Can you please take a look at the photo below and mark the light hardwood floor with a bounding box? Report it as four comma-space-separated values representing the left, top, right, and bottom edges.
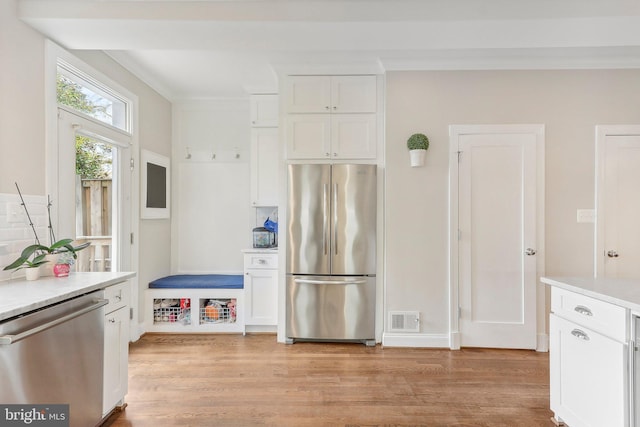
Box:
104, 334, 555, 427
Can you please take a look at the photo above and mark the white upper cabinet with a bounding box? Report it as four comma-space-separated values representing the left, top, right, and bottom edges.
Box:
250, 94, 279, 127
285, 75, 377, 114
250, 127, 279, 206
284, 75, 378, 160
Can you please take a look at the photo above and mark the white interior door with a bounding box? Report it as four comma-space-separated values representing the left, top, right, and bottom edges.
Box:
596, 127, 640, 279
452, 125, 543, 349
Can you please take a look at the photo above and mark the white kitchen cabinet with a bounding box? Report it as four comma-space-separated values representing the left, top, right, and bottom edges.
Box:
549, 287, 628, 427
284, 75, 378, 160
244, 252, 278, 328
250, 94, 279, 127
286, 114, 376, 160
250, 127, 279, 206
285, 75, 376, 113
103, 280, 130, 418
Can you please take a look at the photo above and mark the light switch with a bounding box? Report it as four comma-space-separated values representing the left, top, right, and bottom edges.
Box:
6, 203, 24, 223
577, 209, 595, 223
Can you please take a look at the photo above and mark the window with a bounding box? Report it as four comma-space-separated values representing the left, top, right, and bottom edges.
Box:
57, 60, 130, 132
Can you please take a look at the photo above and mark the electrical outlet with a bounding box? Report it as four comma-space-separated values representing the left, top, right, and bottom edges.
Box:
6, 203, 24, 223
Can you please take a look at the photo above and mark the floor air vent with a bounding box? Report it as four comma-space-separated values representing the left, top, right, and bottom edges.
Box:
389, 311, 420, 332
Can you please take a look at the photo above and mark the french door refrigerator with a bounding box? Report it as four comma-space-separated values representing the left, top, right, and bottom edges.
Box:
286, 163, 376, 345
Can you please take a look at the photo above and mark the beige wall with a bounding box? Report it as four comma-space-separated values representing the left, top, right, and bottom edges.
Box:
0, 0, 46, 195
385, 69, 640, 336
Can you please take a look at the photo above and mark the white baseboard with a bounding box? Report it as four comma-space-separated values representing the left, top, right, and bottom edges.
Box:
536, 333, 549, 352
382, 332, 450, 348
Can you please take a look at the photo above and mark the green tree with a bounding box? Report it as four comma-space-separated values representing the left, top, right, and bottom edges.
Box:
57, 74, 112, 179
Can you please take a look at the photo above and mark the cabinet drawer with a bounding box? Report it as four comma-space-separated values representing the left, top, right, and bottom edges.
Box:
105, 281, 130, 314
244, 253, 278, 269
551, 287, 627, 342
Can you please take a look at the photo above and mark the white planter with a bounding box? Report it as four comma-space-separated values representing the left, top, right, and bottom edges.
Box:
409, 149, 427, 167
25, 267, 40, 281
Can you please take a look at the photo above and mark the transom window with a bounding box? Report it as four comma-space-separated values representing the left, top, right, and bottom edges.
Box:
57, 60, 130, 132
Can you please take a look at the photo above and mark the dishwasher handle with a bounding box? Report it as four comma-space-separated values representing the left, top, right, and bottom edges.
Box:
0, 299, 108, 345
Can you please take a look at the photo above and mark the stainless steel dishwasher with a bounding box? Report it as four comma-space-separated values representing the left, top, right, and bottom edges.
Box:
0, 290, 107, 427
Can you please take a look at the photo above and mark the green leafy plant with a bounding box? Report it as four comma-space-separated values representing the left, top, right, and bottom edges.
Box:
407, 133, 430, 150
3, 246, 48, 271
3, 183, 89, 273
3, 239, 89, 272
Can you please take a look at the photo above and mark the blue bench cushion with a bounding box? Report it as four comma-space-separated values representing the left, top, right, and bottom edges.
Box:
149, 274, 244, 289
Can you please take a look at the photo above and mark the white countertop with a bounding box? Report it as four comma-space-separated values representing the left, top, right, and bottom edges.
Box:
541, 276, 640, 312
241, 248, 279, 254
0, 271, 135, 322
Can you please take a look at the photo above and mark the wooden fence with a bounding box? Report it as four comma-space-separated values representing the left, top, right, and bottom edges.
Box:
75, 178, 112, 272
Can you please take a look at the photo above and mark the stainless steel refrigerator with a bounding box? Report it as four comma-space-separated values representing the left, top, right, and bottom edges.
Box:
286, 163, 376, 345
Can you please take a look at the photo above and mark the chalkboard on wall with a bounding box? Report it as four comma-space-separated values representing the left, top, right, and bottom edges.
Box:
141, 150, 170, 218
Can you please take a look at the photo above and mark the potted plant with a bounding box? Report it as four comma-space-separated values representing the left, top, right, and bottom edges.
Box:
2, 183, 89, 279
407, 133, 430, 167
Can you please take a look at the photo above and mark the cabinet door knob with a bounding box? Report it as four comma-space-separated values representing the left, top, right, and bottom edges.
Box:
325, 106, 330, 110
607, 250, 619, 258
325, 152, 330, 157
525, 248, 536, 256
574, 305, 593, 316
570, 329, 590, 341
332, 106, 337, 110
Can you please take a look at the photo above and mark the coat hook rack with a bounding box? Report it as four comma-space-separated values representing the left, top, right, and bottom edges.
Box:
185, 147, 192, 159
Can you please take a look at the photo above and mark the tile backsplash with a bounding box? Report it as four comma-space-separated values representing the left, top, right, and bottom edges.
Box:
0, 193, 47, 282
254, 206, 278, 228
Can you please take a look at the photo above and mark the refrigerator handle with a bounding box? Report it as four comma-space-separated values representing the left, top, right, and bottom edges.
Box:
333, 183, 338, 255
323, 183, 329, 255
294, 278, 368, 285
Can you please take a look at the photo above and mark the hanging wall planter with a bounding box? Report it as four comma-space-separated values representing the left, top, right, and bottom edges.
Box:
407, 133, 429, 167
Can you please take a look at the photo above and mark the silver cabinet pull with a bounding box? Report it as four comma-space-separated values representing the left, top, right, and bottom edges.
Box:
525, 248, 536, 256
574, 305, 593, 316
571, 329, 590, 341
607, 250, 619, 258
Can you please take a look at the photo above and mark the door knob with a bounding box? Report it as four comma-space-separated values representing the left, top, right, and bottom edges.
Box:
607, 250, 619, 258
525, 248, 536, 256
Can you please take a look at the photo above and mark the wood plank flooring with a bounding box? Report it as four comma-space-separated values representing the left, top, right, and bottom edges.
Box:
104, 334, 555, 427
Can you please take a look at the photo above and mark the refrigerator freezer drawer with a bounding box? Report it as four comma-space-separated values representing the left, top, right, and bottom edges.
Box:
286, 275, 375, 341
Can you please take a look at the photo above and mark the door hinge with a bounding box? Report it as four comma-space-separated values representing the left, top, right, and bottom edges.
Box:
130, 307, 134, 320
130, 232, 134, 244
458, 229, 461, 241
457, 151, 463, 162
458, 306, 462, 318
130, 158, 134, 172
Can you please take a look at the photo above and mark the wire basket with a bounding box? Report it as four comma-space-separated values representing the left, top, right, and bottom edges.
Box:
199, 299, 237, 324
153, 299, 191, 324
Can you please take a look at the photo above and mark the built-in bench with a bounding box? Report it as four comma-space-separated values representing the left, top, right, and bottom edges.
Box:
145, 274, 245, 333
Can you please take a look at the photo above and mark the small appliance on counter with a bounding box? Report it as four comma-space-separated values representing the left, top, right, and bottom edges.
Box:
253, 226, 276, 248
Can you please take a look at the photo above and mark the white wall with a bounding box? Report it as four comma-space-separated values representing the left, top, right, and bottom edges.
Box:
171, 100, 252, 274
385, 69, 640, 343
